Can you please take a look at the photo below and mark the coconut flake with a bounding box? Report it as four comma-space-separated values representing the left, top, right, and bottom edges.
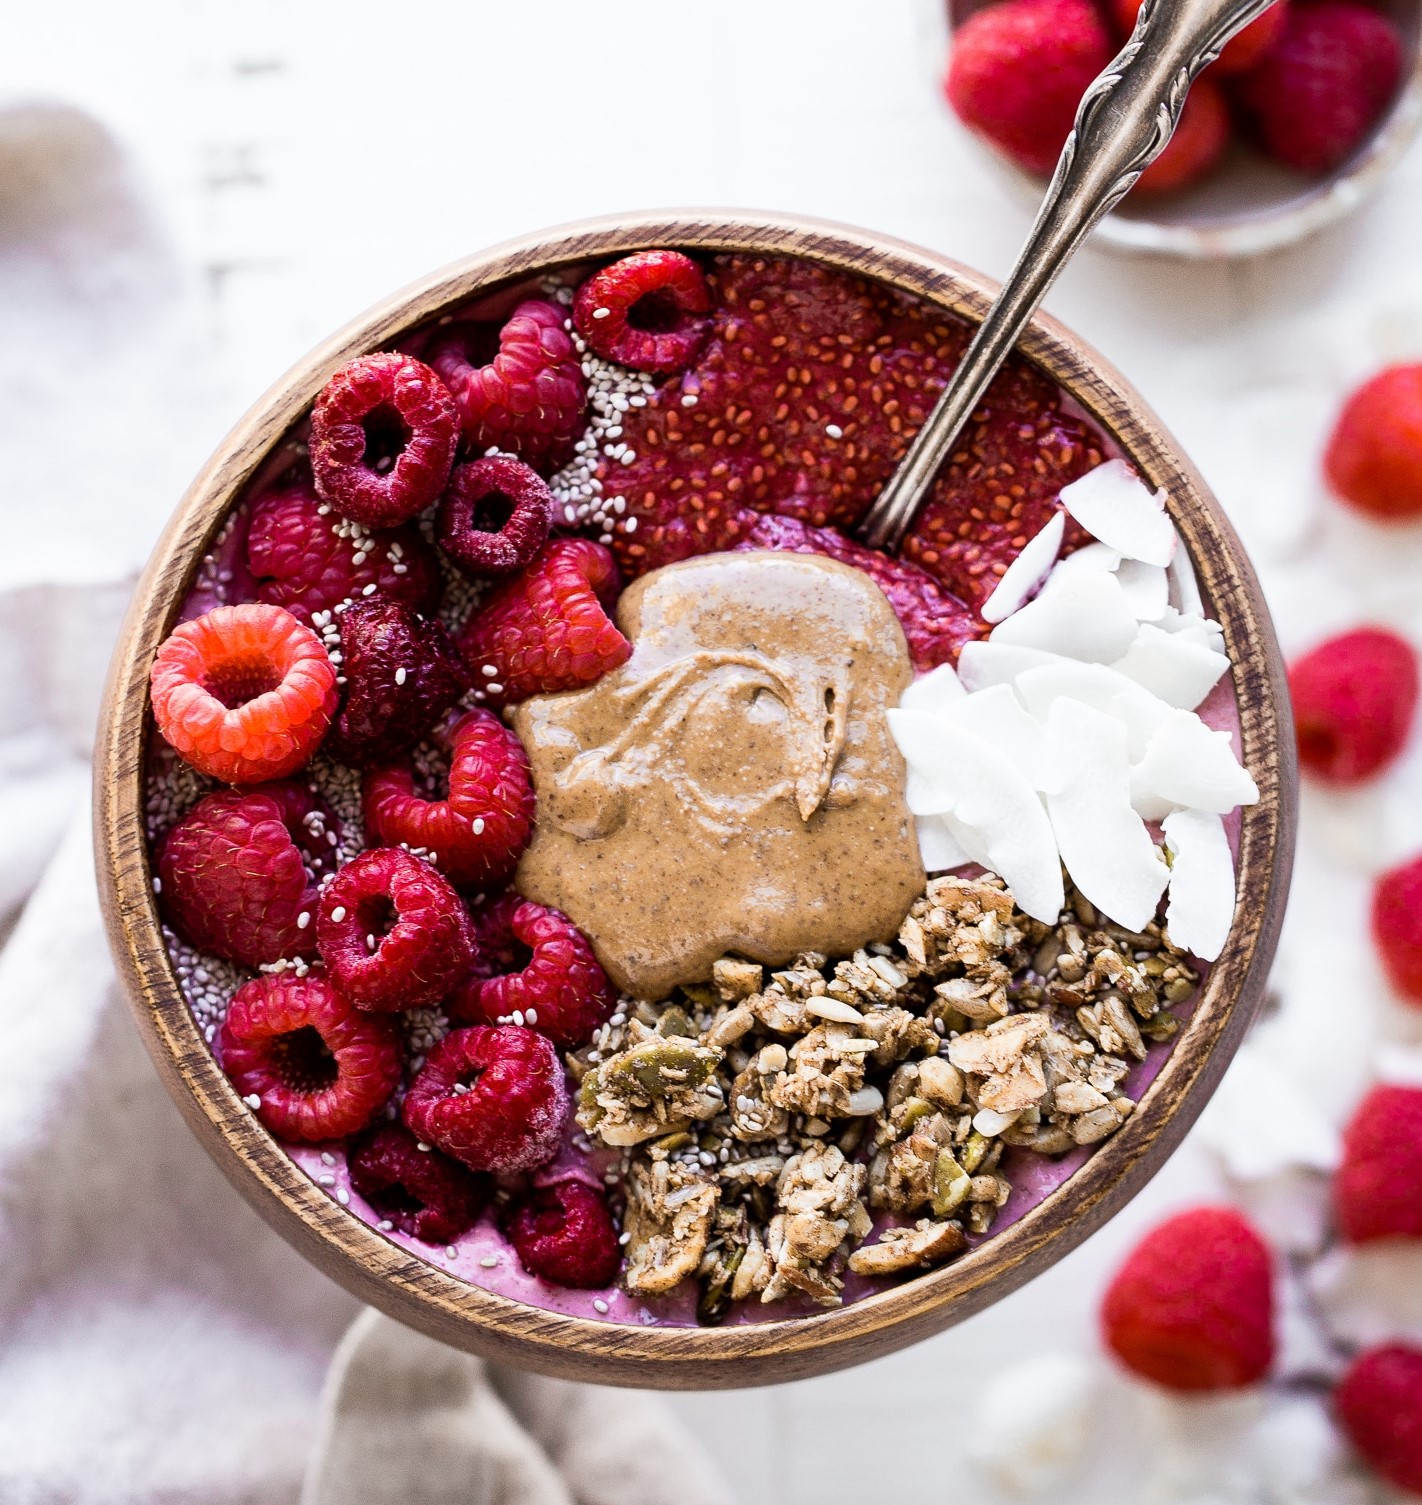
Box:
1116, 557, 1169, 621
1113, 621, 1231, 709
980, 511, 1065, 624
899, 662, 965, 715
937, 685, 1053, 789
915, 813, 972, 872
1059, 459, 1177, 566
1133, 710, 1259, 817
965, 1354, 1099, 1496
1160, 608, 1226, 655
1014, 660, 1173, 760
990, 567, 1138, 664
1045, 698, 1168, 931
956, 640, 1065, 693
887, 712, 1063, 923
1167, 525, 1204, 615
1162, 808, 1235, 960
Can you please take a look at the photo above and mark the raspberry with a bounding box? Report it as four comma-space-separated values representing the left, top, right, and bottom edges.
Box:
402, 1025, 568, 1175
427, 300, 587, 472
347, 1121, 488, 1244
1111, 0, 1286, 73
573, 251, 712, 375
1100, 1206, 1275, 1391
503, 1179, 620, 1289
944, 0, 1114, 177
151, 603, 338, 784
316, 847, 474, 1013
1334, 1085, 1422, 1244
219, 973, 401, 1143
1230, 1, 1403, 175
159, 782, 338, 966
1373, 856, 1422, 1005
1325, 364, 1422, 521
246, 482, 440, 627
1290, 627, 1418, 784
1335, 1345, 1422, 1496
453, 900, 616, 1048
309, 352, 458, 526
738, 515, 983, 671
363, 709, 535, 890
436, 455, 553, 577
1135, 78, 1230, 194
456, 539, 631, 709
327, 598, 468, 767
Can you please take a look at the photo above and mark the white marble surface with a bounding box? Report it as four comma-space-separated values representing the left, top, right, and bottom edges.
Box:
5, 1, 1422, 1500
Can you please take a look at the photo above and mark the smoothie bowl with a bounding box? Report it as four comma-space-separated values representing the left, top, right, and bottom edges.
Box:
94, 213, 1294, 1387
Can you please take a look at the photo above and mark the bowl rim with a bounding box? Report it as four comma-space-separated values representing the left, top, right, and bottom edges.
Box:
94, 209, 1296, 1389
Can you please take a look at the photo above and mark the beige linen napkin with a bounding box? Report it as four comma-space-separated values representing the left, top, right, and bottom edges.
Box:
302, 1310, 734, 1505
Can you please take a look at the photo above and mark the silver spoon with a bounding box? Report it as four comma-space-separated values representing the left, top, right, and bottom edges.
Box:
858, 0, 1279, 552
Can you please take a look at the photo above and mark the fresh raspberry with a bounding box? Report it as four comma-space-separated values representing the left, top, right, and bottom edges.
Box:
316, 847, 474, 1013
363, 709, 535, 890
1290, 627, 1418, 784
1336, 1345, 1422, 1495
309, 352, 458, 527
427, 300, 587, 472
1325, 364, 1422, 521
159, 782, 338, 966
1100, 1206, 1275, 1391
1334, 1085, 1422, 1243
246, 481, 440, 627
456, 539, 631, 709
738, 515, 983, 671
573, 251, 712, 375
219, 973, 401, 1143
451, 900, 616, 1048
503, 1179, 620, 1289
1135, 78, 1230, 195
347, 1121, 488, 1244
1231, 1, 1404, 175
1110, 0, 1287, 73
327, 598, 468, 767
151, 603, 338, 784
444, 892, 525, 995
1373, 856, 1422, 1006
436, 455, 553, 578
944, 0, 1114, 177
402, 1025, 568, 1175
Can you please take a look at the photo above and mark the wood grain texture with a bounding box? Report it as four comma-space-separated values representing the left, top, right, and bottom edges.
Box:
93, 211, 1296, 1389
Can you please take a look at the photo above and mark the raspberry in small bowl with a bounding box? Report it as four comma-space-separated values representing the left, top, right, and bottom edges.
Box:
98, 214, 1291, 1387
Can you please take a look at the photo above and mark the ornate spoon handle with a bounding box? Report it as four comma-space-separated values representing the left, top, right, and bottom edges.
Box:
858, 0, 1278, 552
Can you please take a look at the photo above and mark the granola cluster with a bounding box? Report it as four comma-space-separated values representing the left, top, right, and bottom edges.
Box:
570, 876, 1197, 1319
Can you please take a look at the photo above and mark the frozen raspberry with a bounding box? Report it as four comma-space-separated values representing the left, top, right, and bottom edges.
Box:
451, 900, 616, 1048
327, 598, 468, 767
445, 892, 525, 997
1334, 1085, 1422, 1244
437, 455, 553, 577
1336, 1345, 1422, 1495
316, 848, 474, 1013
347, 1121, 488, 1244
1325, 364, 1422, 521
310, 352, 458, 527
403, 1025, 568, 1174
151, 603, 338, 784
944, 0, 1113, 177
159, 782, 338, 966
427, 300, 587, 472
739, 515, 984, 671
1231, 1, 1403, 175
1101, 1206, 1275, 1391
503, 1179, 620, 1289
457, 539, 631, 709
1373, 856, 1422, 1005
363, 709, 535, 890
1111, 0, 1286, 73
1290, 627, 1418, 784
220, 973, 401, 1143
1135, 78, 1230, 194
246, 482, 440, 627
573, 251, 712, 375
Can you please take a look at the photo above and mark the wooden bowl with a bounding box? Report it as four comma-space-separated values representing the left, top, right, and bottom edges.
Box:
942, 0, 1422, 258
94, 211, 1296, 1388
